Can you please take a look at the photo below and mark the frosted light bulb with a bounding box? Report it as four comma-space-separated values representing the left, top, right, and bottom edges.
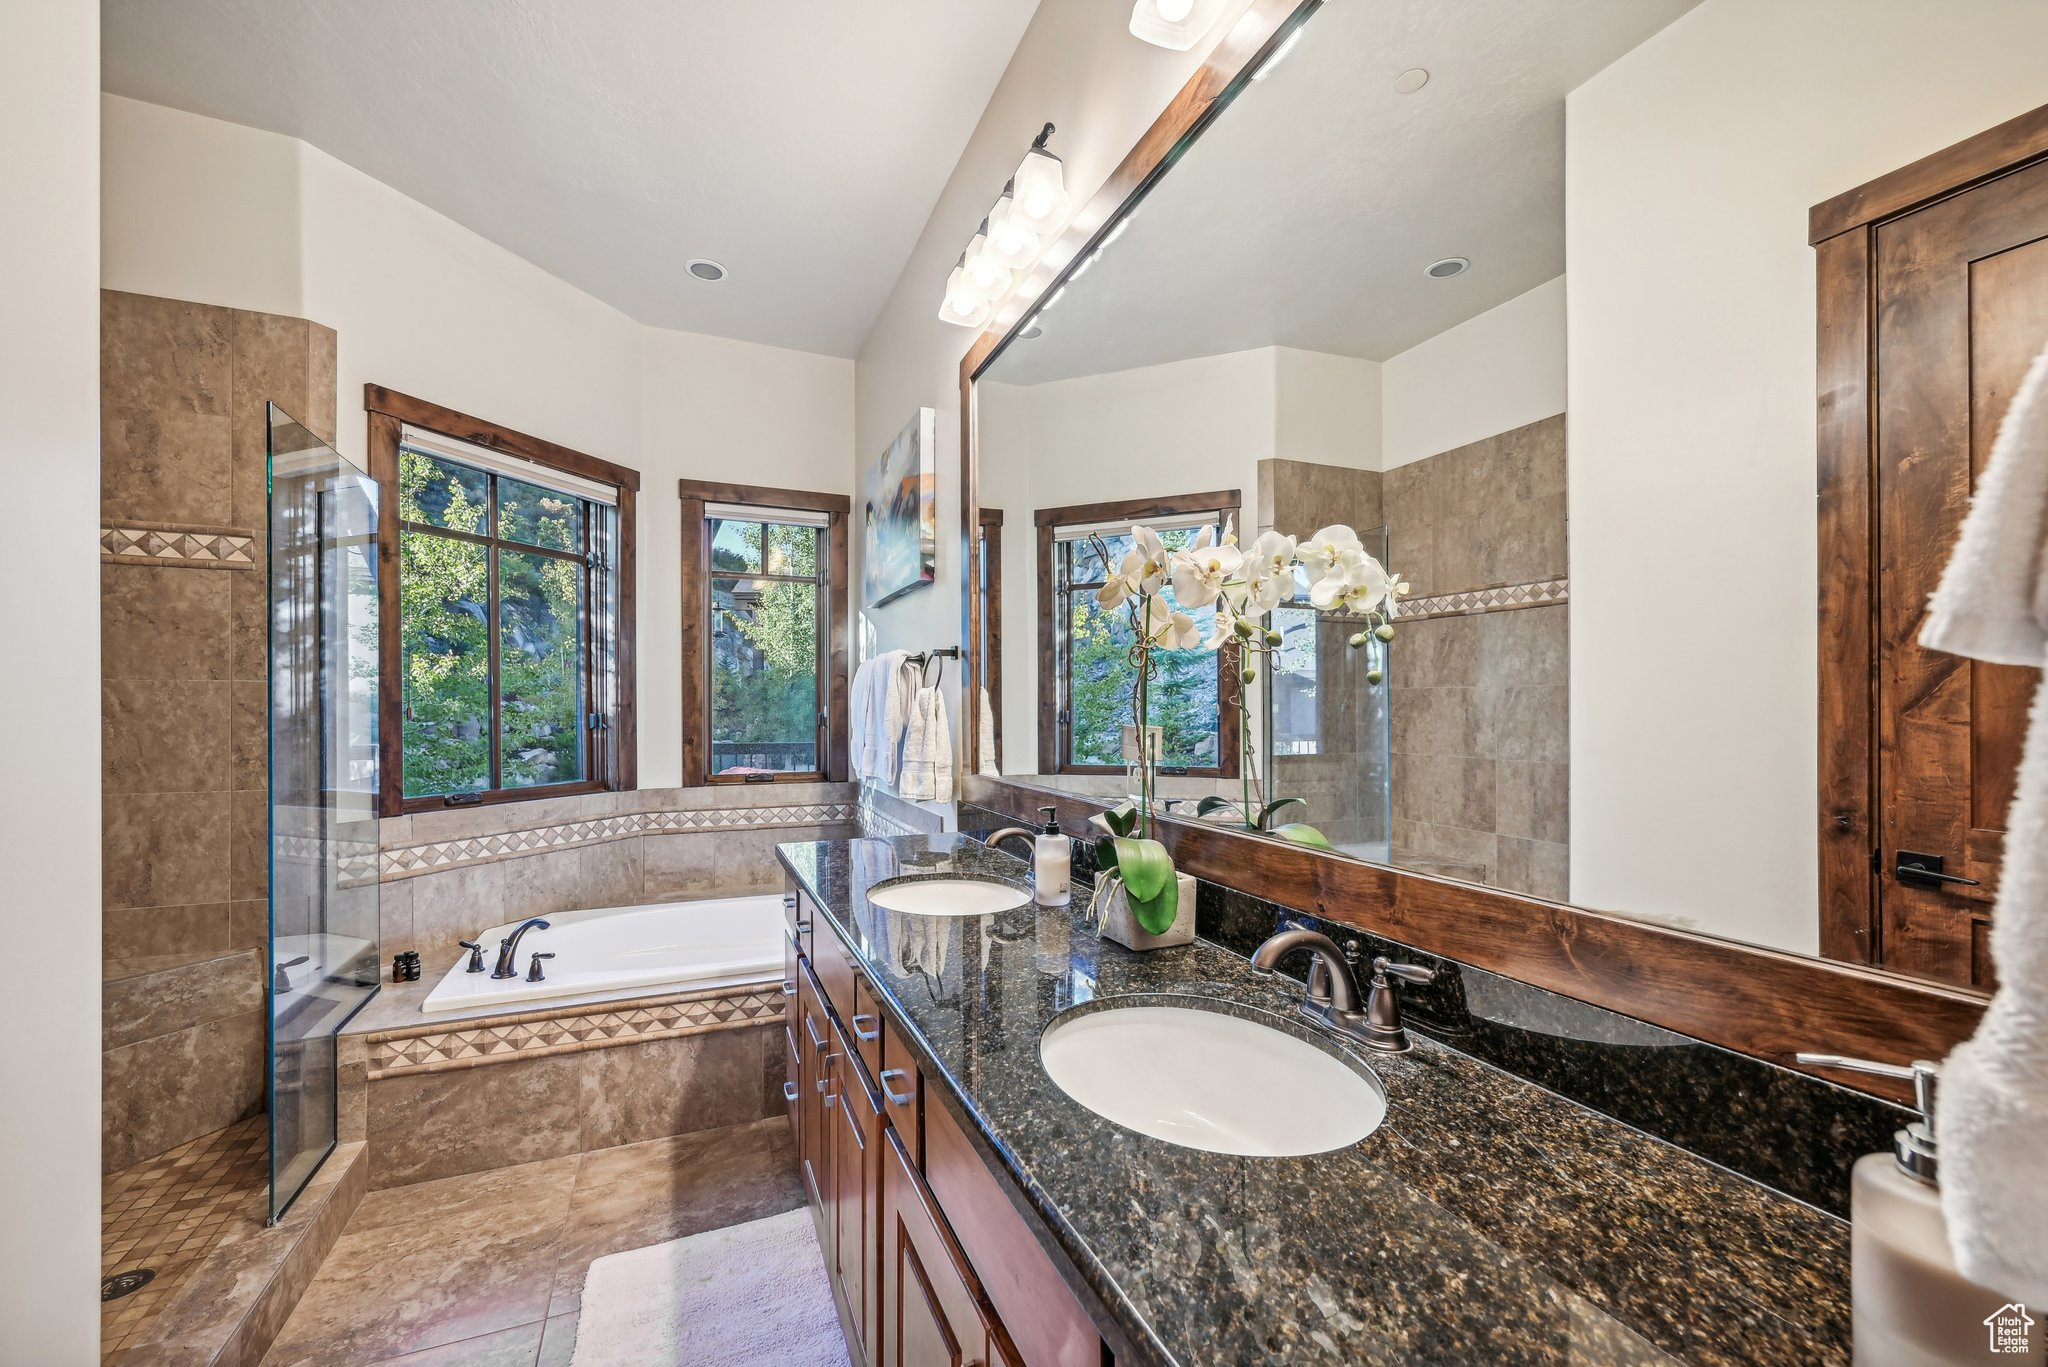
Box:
962, 229, 1012, 301
938, 263, 992, 329
985, 193, 1041, 270
1010, 147, 1070, 234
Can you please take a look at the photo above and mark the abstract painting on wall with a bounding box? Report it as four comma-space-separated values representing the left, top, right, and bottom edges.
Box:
863, 407, 937, 607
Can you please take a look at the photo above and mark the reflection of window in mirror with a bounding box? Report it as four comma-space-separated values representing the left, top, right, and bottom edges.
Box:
1034, 494, 1241, 779
976, 507, 1005, 770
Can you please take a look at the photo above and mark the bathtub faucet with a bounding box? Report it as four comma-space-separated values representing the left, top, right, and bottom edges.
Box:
491, 918, 551, 979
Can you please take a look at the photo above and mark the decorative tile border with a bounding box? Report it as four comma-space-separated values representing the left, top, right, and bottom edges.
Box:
101, 522, 257, 571
1398, 577, 1568, 621
379, 801, 857, 880
364, 982, 783, 1078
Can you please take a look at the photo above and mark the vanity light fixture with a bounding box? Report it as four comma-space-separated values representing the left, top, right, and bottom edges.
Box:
939, 124, 1070, 328
686, 258, 727, 281
939, 254, 994, 329
1425, 256, 1470, 279
1129, 0, 1228, 51
962, 220, 1014, 302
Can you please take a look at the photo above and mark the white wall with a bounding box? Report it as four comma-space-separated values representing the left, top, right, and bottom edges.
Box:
1, 0, 102, 1358
102, 96, 855, 791
1567, 0, 2048, 951
852, 0, 1261, 761
1380, 276, 1566, 470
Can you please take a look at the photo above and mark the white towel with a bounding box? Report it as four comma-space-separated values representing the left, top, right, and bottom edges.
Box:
978, 686, 999, 776
1922, 338, 2048, 1306
898, 684, 954, 803
851, 650, 912, 786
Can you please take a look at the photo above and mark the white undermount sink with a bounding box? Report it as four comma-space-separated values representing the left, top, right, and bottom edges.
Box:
1039, 999, 1387, 1157
867, 878, 1032, 917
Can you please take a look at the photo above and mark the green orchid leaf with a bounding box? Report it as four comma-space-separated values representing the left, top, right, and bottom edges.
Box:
1194, 796, 1239, 817
1272, 823, 1332, 850
1099, 801, 1139, 838
1094, 834, 1120, 876
1128, 879, 1179, 935
1258, 797, 1306, 828
1112, 836, 1180, 935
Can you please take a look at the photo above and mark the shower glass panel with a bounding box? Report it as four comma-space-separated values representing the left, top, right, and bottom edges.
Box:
1266, 525, 1392, 863
267, 405, 381, 1222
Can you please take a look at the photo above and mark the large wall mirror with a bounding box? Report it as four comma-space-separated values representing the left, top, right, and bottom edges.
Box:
966, 0, 2048, 1009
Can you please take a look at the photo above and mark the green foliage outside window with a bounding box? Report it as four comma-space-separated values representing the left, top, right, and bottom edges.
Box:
1063, 528, 1220, 769
710, 519, 823, 772
398, 449, 589, 797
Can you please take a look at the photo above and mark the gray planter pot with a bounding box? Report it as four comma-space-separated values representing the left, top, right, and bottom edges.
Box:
1096, 871, 1197, 951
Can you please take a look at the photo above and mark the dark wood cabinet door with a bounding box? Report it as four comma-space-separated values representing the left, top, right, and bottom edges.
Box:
798, 963, 832, 1219
830, 1019, 881, 1366
783, 930, 803, 1143
1873, 157, 2048, 987
879, 1125, 992, 1367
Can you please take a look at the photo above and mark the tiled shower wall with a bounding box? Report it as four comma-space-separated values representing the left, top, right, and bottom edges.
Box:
378, 783, 862, 968
100, 290, 339, 1171
1384, 414, 1569, 900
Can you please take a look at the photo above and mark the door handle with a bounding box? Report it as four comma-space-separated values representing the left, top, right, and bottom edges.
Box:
783, 1081, 799, 1103
852, 1013, 881, 1042
1895, 851, 1981, 889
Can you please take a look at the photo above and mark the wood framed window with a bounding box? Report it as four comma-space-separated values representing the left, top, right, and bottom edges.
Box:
680, 480, 851, 786
366, 386, 639, 816
1035, 490, 1241, 779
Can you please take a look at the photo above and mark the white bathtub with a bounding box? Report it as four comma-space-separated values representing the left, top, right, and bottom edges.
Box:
420, 894, 785, 1015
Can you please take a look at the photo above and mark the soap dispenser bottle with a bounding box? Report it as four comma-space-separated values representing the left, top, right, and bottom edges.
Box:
1033, 806, 1071, 907
1798, 1053, 2018, 1366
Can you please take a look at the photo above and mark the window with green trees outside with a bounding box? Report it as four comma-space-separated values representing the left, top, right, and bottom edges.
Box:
396, 445, 615, 801
708, 515, 826, 777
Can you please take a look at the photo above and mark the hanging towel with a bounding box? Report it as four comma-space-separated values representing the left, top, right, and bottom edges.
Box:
1922, 338, 2048, 1307
898, 684, 954, 803
852, 651, 912, 786
978, 687, 1000, 777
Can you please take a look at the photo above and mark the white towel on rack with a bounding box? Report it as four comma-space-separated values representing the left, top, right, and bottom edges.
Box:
898, 684, 954, 803
852, 651, 912, 786
1922, 337, 2048, 1306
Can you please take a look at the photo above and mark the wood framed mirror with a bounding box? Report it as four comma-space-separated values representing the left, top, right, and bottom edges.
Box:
943, 0, 2048, 1096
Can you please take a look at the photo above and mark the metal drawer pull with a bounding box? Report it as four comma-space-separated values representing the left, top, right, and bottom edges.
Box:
781, 980, 797, 998
879, 1069, 916, 1109
795, 920, 812, 934
783, 1081, 799, 1103
852, 1014, 881, 1042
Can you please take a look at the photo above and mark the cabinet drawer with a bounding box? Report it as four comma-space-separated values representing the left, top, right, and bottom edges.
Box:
813, 916, 859, 1027
850, 976, 884, 1079
876, 1013, 923, 1162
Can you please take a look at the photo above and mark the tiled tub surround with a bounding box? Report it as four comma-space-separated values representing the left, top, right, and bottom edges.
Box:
958, 799, 1905, 1217
337, 976, 787, 1188
787, 832, 1869, 1366
100, 289, 340, 1172
376, 783, 859, 968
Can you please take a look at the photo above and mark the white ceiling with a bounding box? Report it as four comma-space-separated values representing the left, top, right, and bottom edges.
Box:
988, 0, 1701, 385
101, 0, 1044, 358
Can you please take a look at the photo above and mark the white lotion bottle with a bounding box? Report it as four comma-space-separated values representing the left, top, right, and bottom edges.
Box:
1800, 1055, 2021, 1366
1033, 806, 1071, 907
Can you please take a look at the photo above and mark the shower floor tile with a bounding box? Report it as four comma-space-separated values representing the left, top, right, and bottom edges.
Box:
100, 1114, 269, 1363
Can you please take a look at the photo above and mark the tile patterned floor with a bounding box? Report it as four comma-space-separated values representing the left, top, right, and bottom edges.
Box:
257, 1116, 802, 1367
101, 1115, 269, 1363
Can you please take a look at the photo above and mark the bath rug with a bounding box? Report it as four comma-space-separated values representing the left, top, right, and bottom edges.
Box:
572, 1208, 848, 1367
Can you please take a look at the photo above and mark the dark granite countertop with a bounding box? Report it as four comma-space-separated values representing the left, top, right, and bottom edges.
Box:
777, 835, 1850, 1367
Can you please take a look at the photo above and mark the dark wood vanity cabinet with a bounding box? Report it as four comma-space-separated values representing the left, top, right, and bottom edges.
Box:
783, 888, 1105, 1367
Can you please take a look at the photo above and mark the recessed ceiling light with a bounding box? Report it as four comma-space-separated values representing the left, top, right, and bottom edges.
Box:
1425, 256, 1470, 279
687, 259, 727, 282
1394, 68, 1430, 94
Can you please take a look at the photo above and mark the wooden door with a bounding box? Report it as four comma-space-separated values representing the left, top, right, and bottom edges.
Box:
1871, 159, 2048, 987
878, 1126, 998, 1367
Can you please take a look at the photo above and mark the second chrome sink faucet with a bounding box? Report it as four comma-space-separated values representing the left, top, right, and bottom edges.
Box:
1251, 925, 1436, 1052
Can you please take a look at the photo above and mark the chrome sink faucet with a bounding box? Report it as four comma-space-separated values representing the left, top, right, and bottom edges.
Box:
1251, 926, 1436, 1052
491, 918, 551, 980
985, 827, 1037, 859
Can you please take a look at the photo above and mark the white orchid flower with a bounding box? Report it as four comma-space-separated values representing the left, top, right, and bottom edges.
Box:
1296, 524, 1364, 586
1169, 536, 1242, 610
1244, 531, 1298, 613
1310, 550, 1392, 614
1096, 524, 1172, 609
1138, 595, 1202, 651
